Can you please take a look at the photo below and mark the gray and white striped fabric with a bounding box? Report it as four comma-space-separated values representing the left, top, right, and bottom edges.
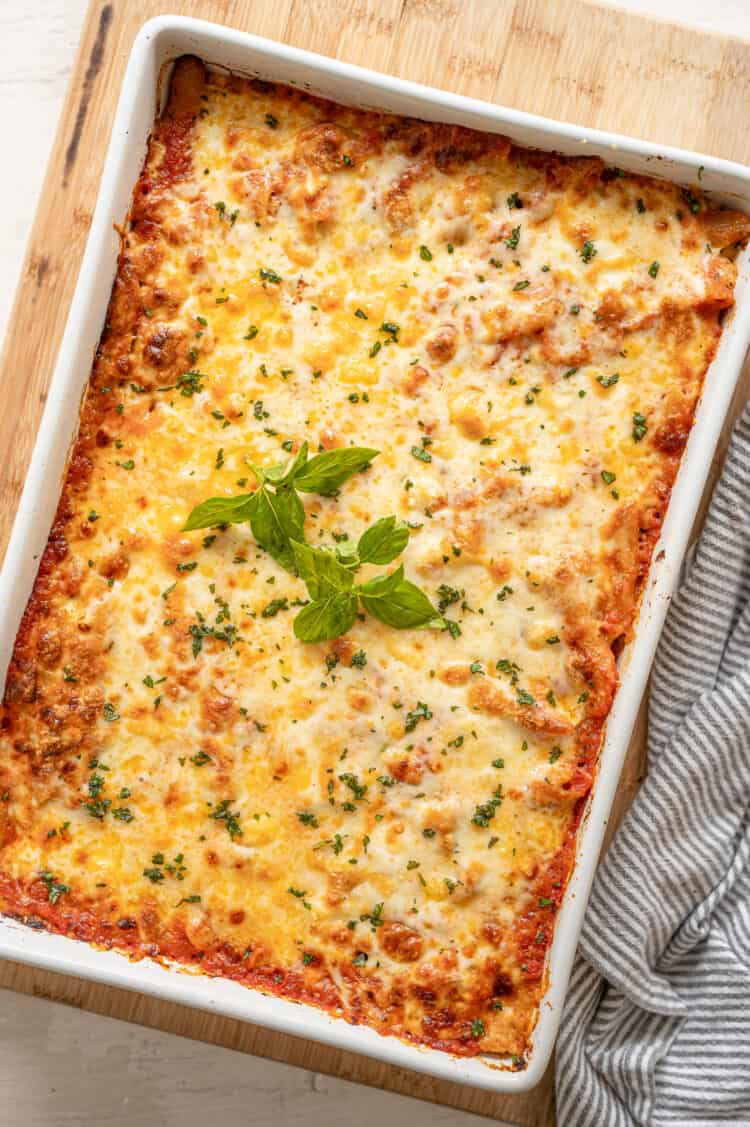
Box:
556, 402, 750, 1127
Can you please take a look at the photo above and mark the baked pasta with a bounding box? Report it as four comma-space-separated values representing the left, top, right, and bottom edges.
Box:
2, 57, 748, 1062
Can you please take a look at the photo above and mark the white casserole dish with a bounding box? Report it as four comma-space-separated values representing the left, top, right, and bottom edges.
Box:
1, 14, 750, 1095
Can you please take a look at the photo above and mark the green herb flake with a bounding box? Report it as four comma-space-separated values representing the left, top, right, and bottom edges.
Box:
505, 225, 520, 250
209, 799, 242, 840
632, 411, 648, 442
405, 701, 433, 733
40, 871, 70, 906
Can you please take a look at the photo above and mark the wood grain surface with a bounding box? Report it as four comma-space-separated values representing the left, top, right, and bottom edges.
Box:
1, 2, 749, 1124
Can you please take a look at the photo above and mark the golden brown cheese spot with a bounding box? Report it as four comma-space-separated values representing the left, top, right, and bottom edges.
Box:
381, 921, 424, 962
426, 323, 458, 364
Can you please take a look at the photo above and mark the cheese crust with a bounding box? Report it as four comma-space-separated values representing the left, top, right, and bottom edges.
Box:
1, 57, 748, 1062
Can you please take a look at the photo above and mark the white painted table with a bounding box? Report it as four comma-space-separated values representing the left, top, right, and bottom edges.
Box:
1, 1, 748, 1123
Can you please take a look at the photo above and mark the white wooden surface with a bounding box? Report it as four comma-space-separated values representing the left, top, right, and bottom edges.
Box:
1, 1, 749, 1124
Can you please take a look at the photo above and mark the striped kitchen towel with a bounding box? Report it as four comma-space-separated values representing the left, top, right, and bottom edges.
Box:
556, 402, 750, 1127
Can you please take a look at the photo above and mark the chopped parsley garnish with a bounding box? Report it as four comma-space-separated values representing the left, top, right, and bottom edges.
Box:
496, 658, 521, 685
359, 902, 384, 930
632, 411, 648, 442
209, 799, 242, 839
176, 369, 207, 397
404, 701, 432, 732
471, 784, 504, 827
579, 240, 597, 263
261, 596, 289, 618
504, 225, 520, 250
190, 751, 212, 767
685, 189, 701, 214
437, 584, 461, 612
40, 871, 70, 906
339, 773, 367, 801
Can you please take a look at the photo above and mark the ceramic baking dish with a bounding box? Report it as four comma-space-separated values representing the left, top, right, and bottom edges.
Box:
2, 14, 750, 1094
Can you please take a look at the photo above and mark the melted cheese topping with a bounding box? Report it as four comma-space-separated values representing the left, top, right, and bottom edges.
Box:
1, 58, 747, 1061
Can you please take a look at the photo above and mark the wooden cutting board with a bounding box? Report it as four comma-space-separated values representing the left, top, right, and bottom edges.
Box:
1, 2, 749, 1123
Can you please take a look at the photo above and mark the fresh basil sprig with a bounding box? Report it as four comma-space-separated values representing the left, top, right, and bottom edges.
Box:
183, 443, 444, 642
291, 541, 443, 642
184, 442, 377, 571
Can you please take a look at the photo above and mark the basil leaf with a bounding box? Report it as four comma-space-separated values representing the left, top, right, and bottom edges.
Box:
293, 592, 359, 643
293, 447, 378, 495
291, 541, 354, 599
277, 441, 309, 485
249, 485, 305, 571
333, 538, 360, 569
357, 564, 404, 599
183, 493, 255, 531
247, 459, 288, 485
359, 568, 443, 629
357, 516, 410, 565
